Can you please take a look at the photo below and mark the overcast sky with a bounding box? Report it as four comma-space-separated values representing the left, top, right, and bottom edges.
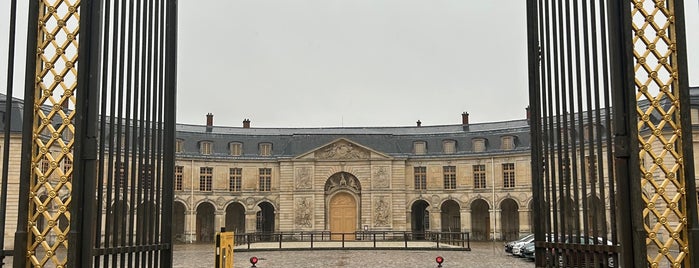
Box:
176, 0, 699, 128
2, 0, 699, 128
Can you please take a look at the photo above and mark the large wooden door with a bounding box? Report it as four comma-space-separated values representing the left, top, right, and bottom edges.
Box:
330, 193, 356, 240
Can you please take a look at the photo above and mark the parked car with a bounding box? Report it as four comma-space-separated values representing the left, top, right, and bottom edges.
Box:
547, 236, 616, 268
512, 235, 536, 257
505, 233, 534, 254
521, 241, 536, 260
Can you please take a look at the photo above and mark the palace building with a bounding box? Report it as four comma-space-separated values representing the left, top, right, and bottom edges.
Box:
172, 112, 533, 243
3, 87, 699, 247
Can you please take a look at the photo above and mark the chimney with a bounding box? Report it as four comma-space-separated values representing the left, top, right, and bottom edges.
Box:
416, 120, 422, 127
206, 113, 213, 127
462, 112, 469, 125
243, 119, 251, 128
526, 106, 531, 124
206, 113, 214, 132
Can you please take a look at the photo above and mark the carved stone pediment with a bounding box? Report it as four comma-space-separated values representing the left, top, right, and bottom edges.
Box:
294, 138, 393, 160
316, 140, 370, 160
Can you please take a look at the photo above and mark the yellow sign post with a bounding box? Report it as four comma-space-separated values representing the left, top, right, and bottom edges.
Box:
215, 230, 234, 268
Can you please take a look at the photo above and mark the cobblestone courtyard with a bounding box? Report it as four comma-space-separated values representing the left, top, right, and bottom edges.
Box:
173, 242, 535, 268
1, 242, 535, 267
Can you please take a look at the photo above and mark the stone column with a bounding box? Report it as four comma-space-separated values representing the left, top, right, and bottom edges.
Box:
245, 209, 259, 233
428, 207, 441, 232
214, 211, 225, 233
185, 210, 196, 243
519, 208, 531, 234
495, 208, 501, 240
460, 208, 471, 234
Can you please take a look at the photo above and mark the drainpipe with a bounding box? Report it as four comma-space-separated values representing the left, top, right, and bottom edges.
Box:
191, 159, 194, 243
491, 157, 496, 241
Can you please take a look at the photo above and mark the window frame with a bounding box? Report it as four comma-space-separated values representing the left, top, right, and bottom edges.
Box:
473, 164, 486, 189
229, 167, 242, 192
413, 141, 427, 155
200, 166, 213, 191
175, 165, 183, 191
443, 166, 456, 190
414, 166, 427, 190
503, 163, 515, 188
259, 168, 272, 191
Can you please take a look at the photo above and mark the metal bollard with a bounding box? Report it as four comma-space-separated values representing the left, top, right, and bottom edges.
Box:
435, 256, 444, 268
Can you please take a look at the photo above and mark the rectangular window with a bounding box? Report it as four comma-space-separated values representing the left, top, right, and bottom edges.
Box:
443, 166, 456, 189
474, 164, 486, 189
176, 139, 184, 153
140, 164, 153, 189
414, 141, 426, 155
585, 155, 598, 184
62, 158, 73, 175
692, 108, 699, 125
41, 156, 50, 174
414, 166, 426, 190
230, 143, 242, 156
259, 168, 271, 191
503, 163, 515, 188
473, 139, 486, 152
116, 161, 126, 188
230, 168, 242, 192
259, 143, 272, 156
175, 166, 183, 191
443, 140, 456, 154
200, 142, 212, 155
200, 167, 213, 191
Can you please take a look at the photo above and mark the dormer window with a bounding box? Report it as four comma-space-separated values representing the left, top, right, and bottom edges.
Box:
413, 141, 427, 155
442, 140, 456, 154
176, 139, 184, 153
472, 138, 486, 153
230, 142, 242, 156
501, 136, 515, 150
259, 143, 272, 156
199, 141, 213, 155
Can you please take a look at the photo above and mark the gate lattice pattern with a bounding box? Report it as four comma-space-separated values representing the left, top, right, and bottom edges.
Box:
27, 0, 79, 266
633, 0, 692, 267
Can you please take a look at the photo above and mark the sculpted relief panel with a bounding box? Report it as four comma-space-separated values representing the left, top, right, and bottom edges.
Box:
325, 172, 361, 193
373, 166, 390, 188
295, 197, 313, 228
295, 167, 312, 189
316, 141, 370, 159
374, 196, 391, 227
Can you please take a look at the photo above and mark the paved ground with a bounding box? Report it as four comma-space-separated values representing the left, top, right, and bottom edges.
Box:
2, 242, 535, 267
175, 241, 534, 268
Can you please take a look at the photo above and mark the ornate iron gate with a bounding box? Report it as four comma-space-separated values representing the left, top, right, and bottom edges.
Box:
527, 0, 699, 267
5, 0, 178, 267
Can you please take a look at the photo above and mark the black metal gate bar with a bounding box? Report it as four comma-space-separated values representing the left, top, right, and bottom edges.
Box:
52, 0, 177, 267
1, 0, 18, 265
529, 0, 620, 267
12, 0, 40, 266
672, 0, 699, 264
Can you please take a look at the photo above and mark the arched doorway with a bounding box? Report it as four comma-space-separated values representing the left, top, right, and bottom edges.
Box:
411, 200, 430, 240
196, 202, 215, 243
558, 197, 576, 232
137, 202, 157, 243
108, 200, 129, 244
471, 199, 489, 241
173, 202, 186, 243
500, 198, 519, 241
324, 172, 361, 240
587, 196, 606, 234
441, 200, 461, 232
256, 202, 275, 241
225, 202, 246, 234
329, 192, 357, 240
